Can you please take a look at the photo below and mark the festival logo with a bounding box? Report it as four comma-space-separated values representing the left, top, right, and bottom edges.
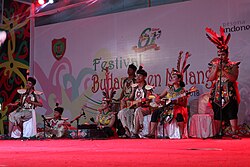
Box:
132, 28, 161, 53
52, 37, 66, 60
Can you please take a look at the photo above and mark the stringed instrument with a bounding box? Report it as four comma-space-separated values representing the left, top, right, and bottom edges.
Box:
43, 116, 70, 138
158, 86, 197, 124
126, 95, 155, 109
9, 89, 44, 112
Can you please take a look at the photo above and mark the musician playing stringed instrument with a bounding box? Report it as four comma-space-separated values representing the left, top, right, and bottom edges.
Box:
118, 66, 153, 138
145, 51, 191, 139
119, 64, 137, 109
8, 77, 43, 138
41, 106, 70, 138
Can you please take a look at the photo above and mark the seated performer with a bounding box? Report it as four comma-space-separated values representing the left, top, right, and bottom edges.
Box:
118, 66, 153, 138
8, 77, 43, 138
145, 51, 191, 139
40, 106, 70, 138
119, 64, 137, 109
116, 64, 137, 136
93, 67, 117, 138
95, 97, 116, 137
205, 27, 241, 139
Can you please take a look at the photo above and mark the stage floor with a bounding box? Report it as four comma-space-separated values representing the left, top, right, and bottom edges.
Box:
1, 137, 249, 167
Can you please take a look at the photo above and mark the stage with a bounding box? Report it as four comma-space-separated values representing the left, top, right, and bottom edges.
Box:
0, 137, 249, 167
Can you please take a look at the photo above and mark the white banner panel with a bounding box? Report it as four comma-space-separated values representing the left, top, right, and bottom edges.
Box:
34, 0, 250, 126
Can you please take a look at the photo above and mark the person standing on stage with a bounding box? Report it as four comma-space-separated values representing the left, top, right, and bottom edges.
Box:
8, 77, 43, 138
118, 66, 153, 138
145, 51, 191, 139
206, 26, 241, 139
119, 64, 137, 109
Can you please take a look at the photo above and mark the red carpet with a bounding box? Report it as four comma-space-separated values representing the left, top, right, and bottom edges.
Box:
0, 137, 249, 167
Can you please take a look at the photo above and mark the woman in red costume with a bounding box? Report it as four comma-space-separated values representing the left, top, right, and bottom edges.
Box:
145, 51, 191, 139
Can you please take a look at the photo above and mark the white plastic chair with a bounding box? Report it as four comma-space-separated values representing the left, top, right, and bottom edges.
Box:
189, 93, 215, 138
11, 109, 37, 138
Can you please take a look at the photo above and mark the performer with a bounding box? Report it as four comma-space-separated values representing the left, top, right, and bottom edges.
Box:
145, 51, 191, 139
95, 97, 116, 137
8, 77, 43, 138
206, 27, 240, 139
40, 106, 70, 138
118, 66, 153, 138
119, 64, 137, 109
94, 67, 117, 138
116, 64, 137, 136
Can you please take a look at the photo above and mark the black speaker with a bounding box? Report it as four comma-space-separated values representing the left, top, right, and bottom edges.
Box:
68, 125, 108, 139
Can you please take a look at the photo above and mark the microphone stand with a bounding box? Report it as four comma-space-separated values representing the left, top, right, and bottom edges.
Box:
159, 98, 172, 139
41, 115, 51, 139
161, 99, 167, 139
43, 117, 46, 138
218, 54, 223, 138
70, 111, 85, 138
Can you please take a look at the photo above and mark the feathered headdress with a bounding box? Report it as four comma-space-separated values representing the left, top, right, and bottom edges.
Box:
102, 67, 116, 103
205, 26, 231, 53
172, 51, 191, 80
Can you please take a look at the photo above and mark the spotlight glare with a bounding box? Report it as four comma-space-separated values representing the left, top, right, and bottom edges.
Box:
48, 0, 54, 4
38, 0, 45, 5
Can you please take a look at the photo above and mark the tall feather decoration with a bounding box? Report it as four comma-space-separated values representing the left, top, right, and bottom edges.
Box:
182, 64, 190, 75
102, 91, 107, 97
104, 67, 110, 99
205, 27, 219, 38
110, 88, 116, 100
206, 34, 221, 46
205, 26, 231, 51
220, 26, 225, 44
177, 51, 183, 72
102, 67, 116, 101
224, 33, 231, 46
181, 52, 191, 75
